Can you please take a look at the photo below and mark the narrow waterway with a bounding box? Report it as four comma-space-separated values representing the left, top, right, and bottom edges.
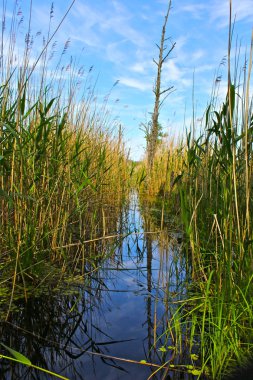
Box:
0, 193, 194, 380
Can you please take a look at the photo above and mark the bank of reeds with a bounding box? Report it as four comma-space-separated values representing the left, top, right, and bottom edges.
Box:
0, 3, 130, 295
140, 15, 253, 380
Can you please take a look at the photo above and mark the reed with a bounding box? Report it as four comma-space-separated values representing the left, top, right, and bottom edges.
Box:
141, 4, 253, 378
0, 2, 130, 300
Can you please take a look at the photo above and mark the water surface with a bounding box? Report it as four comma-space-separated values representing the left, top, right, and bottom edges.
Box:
0, 193, 194, 380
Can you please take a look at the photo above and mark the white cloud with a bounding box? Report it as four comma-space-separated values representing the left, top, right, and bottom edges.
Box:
105, 40, 129, 64
163, 60, 192, 88
209, 0, 253, 27
102, 18, 146, 48
177, 3, 207, 19
129, 62, 146, 74
163, 60, 182, 81
119, 77, 151, 91
69, 3, 103, 47
174, 0, 253, 28
71, 0, 146, 50
191, 49, 205, 61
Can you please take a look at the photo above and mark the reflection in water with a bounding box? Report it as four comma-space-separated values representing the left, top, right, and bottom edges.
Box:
0, 192, 194, 380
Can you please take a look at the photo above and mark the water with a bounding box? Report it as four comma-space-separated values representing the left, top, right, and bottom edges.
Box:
0, 193, 194, 380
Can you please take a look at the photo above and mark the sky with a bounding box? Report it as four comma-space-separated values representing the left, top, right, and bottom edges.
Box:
2, 0, 253, 160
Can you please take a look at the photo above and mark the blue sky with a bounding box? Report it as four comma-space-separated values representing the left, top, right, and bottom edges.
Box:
3, 0, 253, 159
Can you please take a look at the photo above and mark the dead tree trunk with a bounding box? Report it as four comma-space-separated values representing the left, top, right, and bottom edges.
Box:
147, 0, 175, 172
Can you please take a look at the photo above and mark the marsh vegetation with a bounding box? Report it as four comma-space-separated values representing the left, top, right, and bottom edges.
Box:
0, 0, 253, 379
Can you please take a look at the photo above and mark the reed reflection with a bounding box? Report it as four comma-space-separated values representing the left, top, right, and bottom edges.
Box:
0, 193, 189, 380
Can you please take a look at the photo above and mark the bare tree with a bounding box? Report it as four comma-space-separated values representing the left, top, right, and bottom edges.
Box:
147, 0, 175, 172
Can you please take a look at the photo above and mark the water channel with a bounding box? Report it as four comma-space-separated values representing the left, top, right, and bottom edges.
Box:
0, 193, 196, 380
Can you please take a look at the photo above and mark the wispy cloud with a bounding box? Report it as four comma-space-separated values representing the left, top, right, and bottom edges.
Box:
105, 40, 129, 64
164, 60, 183, 82
209, 0, 253, 28
69, 0, 146, 49
69, 3, 103, 47
101, 15, 146, 48
129, 62, 146, 73
119, 77, 151, 92
177, 3, 207, 19
128, 59, 153, 74
176, 0, 253, 28
5, 0, 251, 161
